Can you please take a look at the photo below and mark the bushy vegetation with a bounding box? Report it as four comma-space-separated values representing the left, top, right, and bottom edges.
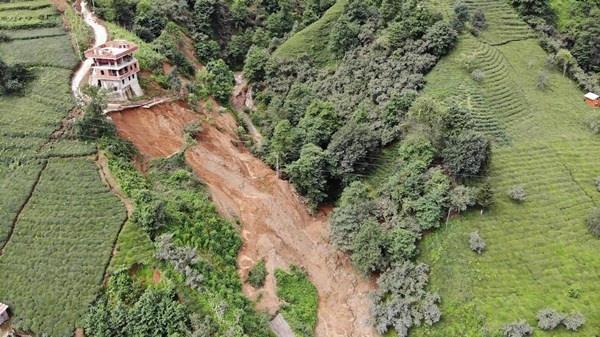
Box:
99, 142, 272, 336
370, 261, 441, 337
275, 265, 319, 337
507, 186, 526, 203
503, 321, 533, 337
586, 207, 600, 237
94, 0, 335, 68
86, 271, 189, 337
0, 59, 32, 95
247, 258, 267, 288
468, 231, 485, 254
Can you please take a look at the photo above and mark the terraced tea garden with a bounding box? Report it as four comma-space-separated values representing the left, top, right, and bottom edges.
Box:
412, 0, 600, 335
0, 158, 126, 336
0, 1, 127, 336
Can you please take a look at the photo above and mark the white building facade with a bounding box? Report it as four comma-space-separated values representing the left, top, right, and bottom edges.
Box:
85, 39, 144, 101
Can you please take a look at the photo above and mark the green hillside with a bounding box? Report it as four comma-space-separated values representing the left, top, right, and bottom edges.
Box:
273, 0, 346, 65
413, 0, 600, 335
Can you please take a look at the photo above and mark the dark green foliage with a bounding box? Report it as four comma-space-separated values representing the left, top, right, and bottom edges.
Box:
101, 141, 271, 337
0, 59, 32, 95
510, 0, 554, 19
152, 23, 195, 77
269, 119, 301, 165
247, 258, 267, 288
284, 143, 329, 209
132, 0, 168, 42
586, 208, 600, 237
243, 45, 270, 82
75, 85, 116, 140
297, 100, 340, 148
453, 2, 470, 32
351, 219, 387, 275
370, 261, 441, 337
471, 9, 487, 32
425, 20, 458, 57
476, 182, 494, 208
327, 122, 380, 181
85, 280, 189, 337
196, 59, 234, 104
329, 181, 373, 251
329, 14, 359, 58
131, 189, 168, 237
275, 266, 318, 337
442, 130, 489, 180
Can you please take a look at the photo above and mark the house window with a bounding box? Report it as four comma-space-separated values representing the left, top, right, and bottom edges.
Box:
100, 70, 104, 75
122, 79, 125, 84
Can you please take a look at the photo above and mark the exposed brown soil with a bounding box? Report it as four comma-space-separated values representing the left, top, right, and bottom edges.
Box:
152, 268, 162, 285
109, 102, 377, 337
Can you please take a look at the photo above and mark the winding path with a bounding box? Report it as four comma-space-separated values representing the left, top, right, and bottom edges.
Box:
70, 1, 107, 101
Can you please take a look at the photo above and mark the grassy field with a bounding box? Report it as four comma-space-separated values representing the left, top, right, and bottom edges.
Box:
411, 0, 600, 335
273, 0, 346, 66
0, 158, 126, 336
0, 2, 128, 336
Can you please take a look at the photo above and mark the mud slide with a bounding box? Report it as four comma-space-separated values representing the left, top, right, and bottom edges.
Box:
110, 102, 377, 337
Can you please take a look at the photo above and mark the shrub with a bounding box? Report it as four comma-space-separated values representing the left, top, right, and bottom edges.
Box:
536, 309, 565, 330
196, 59, 234, 104
563, 311, 585, 331
247, 258, 267, 288
595, 177, 600, 192
587, 113, 600, 134
471, 9, 487, 32
476, 182, 494, 208
507, 187, 526, 203
441, 130, 489, 180
586, 208, 600, 237
449, 186, 477, 213
471, 69, 486, 82
536, 70, 549, 90
469, 231, 485, 254
503, 321, 533, 337
425, 20, 457, 57
183, 120, 203, 138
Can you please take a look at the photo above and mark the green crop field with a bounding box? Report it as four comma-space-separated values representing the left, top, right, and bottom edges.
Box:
0, 2, 128, 336
0, 158, 126, 336
411, 0, 600, 335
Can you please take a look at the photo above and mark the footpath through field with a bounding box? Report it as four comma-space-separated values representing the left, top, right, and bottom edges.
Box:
413, 0, 600, 335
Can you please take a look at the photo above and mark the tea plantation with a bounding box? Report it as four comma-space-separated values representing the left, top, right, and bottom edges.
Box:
0, 1, 126, 336
412, 0, 600, 335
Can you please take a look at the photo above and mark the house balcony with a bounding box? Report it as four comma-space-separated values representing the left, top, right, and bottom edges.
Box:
93, 67, 138, 81
92, 58, 137, 70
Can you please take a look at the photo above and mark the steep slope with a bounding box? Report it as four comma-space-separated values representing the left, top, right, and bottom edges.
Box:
413, 0, 600, 335
109, 102, 377, 337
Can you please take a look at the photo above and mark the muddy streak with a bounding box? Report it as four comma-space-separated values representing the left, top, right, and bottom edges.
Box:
109, 102, 377, 337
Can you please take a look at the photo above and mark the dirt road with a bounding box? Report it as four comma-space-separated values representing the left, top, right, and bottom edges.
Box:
70, 1, 107, 100
109, 102, 377, 337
